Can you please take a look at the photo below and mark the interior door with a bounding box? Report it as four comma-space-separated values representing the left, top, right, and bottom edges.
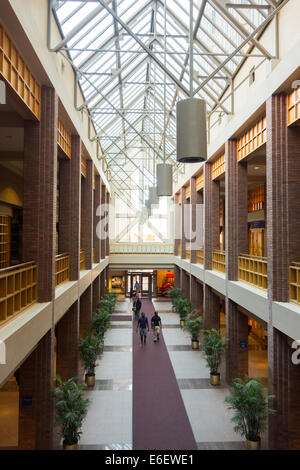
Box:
141, 274, 152, 297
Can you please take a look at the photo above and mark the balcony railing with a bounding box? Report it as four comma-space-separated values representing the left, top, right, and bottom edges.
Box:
80, 250, 85, 270
196, 249, 203, 265
290, 262, 300, 304
55, 253, 70, 287
238, 254, 267, 290
109, 243, 174, 255
0, 261, 37, 324
212, 250, 226, 273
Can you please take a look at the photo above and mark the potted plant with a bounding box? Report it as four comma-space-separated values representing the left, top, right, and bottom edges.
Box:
166, 286, 182, 312
202, 329, 228, 385
92, 307, 111, 344
78, 332, 104, 387
183, 310, 203, 349
53, 376, 89, 450
173, 297, 191, 327
225, 376, 276, 450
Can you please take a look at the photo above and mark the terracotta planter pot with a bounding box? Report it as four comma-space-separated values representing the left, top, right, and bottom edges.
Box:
85, 373, 95, 388
246, 438, 261, 450
192, 339, 199, 350
210, 373, 220, 385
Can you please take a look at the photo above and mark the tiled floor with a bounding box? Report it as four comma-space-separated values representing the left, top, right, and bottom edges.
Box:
79, 298, 132, 449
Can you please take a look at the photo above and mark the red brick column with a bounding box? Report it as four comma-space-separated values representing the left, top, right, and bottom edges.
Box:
180, 187, 187, 259
190, 177, 203, 264
80, 285, 93, 335
23, 86, 58, 302
190, 275, 203, 313
174, 265, 181, 289
174, 193, 180, 256
180, 269, 190, 300
59, 135, 81, 280
93, 275, 101, 312
225, 139, 248, 280
266, 93, 300, 449
225, 300, 248, 384
203, 284, 220, 329
100, 183, 106, 260
93, 174, 101, 263
105, 190, 110, 257
18, 330, 54, 449
100, 270, 106, 298
204, 162, 219, 270
56, 301, 79, 382
81, 160, 94, 270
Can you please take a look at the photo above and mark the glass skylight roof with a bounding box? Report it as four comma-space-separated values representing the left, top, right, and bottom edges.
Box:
52, 0, 278, 191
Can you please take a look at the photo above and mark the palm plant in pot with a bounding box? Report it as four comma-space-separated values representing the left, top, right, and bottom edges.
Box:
78, 332, 104, 387
202, 328, 228, 385
167, 286, 182, 312
173, 297, 191, 327
225, 376, 276, 450
92, 307, 111, 345
53, 375, 89, 450
183, 310, 203, 349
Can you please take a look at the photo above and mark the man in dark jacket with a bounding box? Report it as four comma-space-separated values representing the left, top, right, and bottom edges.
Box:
151, 311, 162, 342
136, 312, 149, 345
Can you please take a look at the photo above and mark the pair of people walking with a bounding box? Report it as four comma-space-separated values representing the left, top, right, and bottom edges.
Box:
136, 311, 162, 345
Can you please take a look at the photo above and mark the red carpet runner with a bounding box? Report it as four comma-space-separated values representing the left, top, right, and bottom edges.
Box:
132, 298, 197, 450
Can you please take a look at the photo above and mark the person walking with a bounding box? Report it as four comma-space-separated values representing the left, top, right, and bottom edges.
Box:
136, 312, 149, 345
151, 311, 162, 342
135, 296, 142, 321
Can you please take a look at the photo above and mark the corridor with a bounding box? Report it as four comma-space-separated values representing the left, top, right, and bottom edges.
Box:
76, 297, 245, 450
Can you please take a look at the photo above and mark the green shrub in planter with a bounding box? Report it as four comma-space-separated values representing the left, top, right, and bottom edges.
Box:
53, 376, 89, 448
78, 332, 104, 385
225, 376, 276, 447
173, 297, 191, 322
166, 287, 182, 309
183, 310, 203, 342
93, 307, 111, 335
201, 329, 228, 383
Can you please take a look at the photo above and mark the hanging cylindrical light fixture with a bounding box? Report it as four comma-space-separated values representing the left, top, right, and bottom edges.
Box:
149, 186, 159, 206
156, 163, 173, 196
176, 98, 207, 163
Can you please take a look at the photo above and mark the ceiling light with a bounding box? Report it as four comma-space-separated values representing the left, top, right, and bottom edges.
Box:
176, 98, 207, 163
254, 166, 260, 170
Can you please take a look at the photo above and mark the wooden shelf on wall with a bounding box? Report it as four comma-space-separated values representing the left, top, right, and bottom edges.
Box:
196, 172, 204, 191
57, 118, 71, 159
196, 248, 203, 265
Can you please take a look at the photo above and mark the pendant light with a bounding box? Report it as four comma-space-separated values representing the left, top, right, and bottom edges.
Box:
156, 0, 173, 197
157, 163, 173, 196
176, 0, 207, 163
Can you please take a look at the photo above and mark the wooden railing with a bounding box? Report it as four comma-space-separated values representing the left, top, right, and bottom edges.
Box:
185, 249, 190, 260
55, 253, 69, 287
238, 254, 267, 290
196, 249, 204, 265
212, 250, 226, 273
0, 261, 37, 324
290, 262, 300, 304
80, 250, 85, 270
